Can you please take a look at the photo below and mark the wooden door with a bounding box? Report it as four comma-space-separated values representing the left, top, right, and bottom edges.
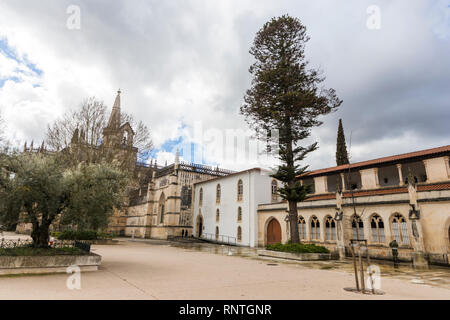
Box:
267, 219, 282, 245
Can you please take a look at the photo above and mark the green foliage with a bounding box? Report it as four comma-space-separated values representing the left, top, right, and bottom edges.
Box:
50, 231, 62, 238
240, 15, 342, 243
57, 230, 98, 240
0, 153, 128, 247
55, 230, 116, 240
336, 119, 349, 166
60, 162, 128, 231
266, 242, 330, 254
0, 153, 69, 247
0, 246, 86, 256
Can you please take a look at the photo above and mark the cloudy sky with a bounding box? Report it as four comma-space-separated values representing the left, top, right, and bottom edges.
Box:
0, 0, 449, 171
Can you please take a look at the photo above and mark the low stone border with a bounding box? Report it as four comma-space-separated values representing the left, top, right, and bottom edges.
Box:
88, 239, 119, 245
258, 249, 338, 261
0, 253, 101, 275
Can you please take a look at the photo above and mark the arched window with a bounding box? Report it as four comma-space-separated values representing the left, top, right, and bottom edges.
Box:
237, 179, 243, 201
237, 226, 242, 241
158, 193, 166, 224
237, 207, 242, 222
215, 226, 219, 240
310, 216, 320, 240
271, 180, 278, 201
370, 214, 385, 243
199, 188, 203, 206
216, 184, 221, 203
392, 213, 410, 245
325, 216, 337, 241
298, 216, 306, 240
352, 216, 364, 240
216, 209, 220, 222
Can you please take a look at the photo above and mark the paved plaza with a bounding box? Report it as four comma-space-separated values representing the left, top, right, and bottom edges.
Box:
0, 238, 449, 300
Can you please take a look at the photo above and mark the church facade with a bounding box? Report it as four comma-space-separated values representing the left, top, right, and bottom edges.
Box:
97, 91, 235, 239
109, 160, 234, 239
16, 90, 234, 238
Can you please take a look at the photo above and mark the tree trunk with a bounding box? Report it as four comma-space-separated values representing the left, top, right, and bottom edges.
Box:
288, 200, 300, 243
31, 222, 50, 248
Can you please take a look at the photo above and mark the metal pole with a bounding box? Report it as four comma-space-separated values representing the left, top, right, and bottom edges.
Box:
358, 244, 365, 293
364, 241, 375, 294
350, 241, 360, 291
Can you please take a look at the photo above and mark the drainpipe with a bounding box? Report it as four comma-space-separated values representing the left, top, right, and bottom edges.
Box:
248, 171, 252, 248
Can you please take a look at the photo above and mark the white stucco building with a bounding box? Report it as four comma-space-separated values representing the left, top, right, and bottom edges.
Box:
193, 168, 280, 247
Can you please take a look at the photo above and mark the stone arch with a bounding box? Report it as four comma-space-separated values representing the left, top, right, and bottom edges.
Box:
237, 226, 242, 242
199, 188, 203, 206
369, 213, 385, 244
237, 179, 243, 201
215, 226, 219, 240
237, 206, 242, 222
351, 215, 365, 240
271, 179, 278, 202
196, 211, 204, 238
324, 215, 336, 241
158, 193, 166, 225
265, 217, 282, 245
310, 215, 321, 240
389, 212, 410, 245
298, 216, 307, 240
216, 184, 221, 203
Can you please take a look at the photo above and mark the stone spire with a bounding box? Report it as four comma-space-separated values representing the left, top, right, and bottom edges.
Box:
174, 149, 180, 170
23, 141, 27, 152
30, 140, 34, 152
175, 149, 180, 164
79, 128, 85, 142
107, 89, 121, 130
71, 128, 79, 144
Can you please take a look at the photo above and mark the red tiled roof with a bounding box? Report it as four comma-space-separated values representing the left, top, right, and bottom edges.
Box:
301, 145, 450, 178
304, 183, 450, 201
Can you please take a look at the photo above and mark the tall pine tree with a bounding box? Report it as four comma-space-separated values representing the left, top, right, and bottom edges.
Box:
241, 15, 342, 243
336, 119, 349, 166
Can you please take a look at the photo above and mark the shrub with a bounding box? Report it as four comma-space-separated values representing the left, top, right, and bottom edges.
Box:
55, 230, 116, 240
0, 246, 87, 256
57, 230, 98, 240
50, 231, 62, 238
266, 242, 330, 254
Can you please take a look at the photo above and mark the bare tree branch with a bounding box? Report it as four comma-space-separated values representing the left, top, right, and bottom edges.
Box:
46, 97, 154, 163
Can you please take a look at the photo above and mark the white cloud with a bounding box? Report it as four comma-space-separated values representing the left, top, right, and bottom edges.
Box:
0, 0, 448, 171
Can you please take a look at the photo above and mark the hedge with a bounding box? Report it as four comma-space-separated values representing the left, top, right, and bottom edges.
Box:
266, 242, 330, 254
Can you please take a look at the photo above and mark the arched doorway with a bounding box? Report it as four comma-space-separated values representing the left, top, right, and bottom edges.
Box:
196, 215, 204, 238
266, 218, 282, 245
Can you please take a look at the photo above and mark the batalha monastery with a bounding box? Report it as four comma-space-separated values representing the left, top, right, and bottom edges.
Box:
17, 91, 450, 267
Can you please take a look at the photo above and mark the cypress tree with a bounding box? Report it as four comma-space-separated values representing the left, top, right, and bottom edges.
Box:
336, 119, 349, 166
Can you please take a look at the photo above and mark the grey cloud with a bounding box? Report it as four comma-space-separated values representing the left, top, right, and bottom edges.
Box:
0, 0, 448, 169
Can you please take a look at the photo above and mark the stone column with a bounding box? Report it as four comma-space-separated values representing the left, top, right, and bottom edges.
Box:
397, 164, 404, 186
445, 156, 450, 179
422, 160, 430, 183
335, 191, 346, 260
340, 173, 346, 191
407, 180, 428, 268
285, 215, 290, 243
